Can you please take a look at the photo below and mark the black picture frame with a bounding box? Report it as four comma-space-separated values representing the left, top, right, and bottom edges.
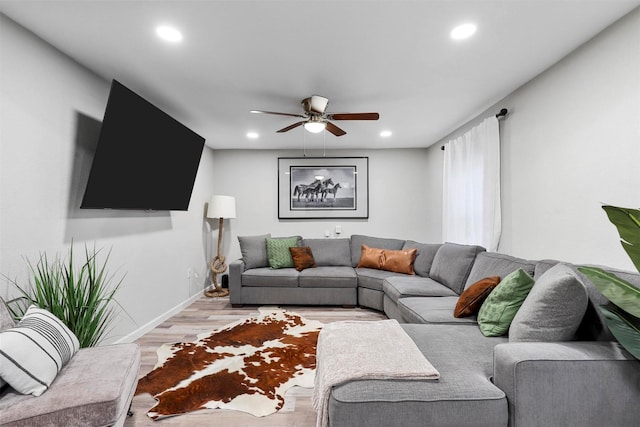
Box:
278, 157, 369, 219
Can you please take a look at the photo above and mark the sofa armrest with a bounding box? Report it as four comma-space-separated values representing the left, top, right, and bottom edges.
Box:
229, 259, 244, 304
493, 341, 640, 427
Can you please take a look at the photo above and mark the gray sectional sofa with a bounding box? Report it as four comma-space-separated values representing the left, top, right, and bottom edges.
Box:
229, 234, 640, 427
230, 235, 359, 307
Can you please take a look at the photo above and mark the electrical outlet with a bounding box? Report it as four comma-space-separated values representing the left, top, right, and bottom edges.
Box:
335, 225, 342, 235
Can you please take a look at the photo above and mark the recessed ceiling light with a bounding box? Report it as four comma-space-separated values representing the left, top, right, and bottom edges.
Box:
450, 23, 477, 40
380, 130, 392, 138
246, 132, 259, 139
156, 26, 183, 43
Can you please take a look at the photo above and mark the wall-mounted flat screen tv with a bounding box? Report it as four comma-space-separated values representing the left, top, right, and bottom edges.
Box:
81, 80, 205, 211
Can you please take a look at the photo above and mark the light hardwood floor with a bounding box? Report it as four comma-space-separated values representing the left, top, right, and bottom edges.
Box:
125, 295, 387, 427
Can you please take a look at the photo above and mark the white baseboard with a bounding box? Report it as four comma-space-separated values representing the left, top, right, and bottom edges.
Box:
114, 287, 211, 344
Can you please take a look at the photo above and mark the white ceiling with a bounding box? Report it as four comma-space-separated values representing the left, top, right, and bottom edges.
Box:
1, 0, 638, 150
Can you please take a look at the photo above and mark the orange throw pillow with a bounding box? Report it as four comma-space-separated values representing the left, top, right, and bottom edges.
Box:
289, 247, 317, 271
454, 276, 501, 318
380, 248, 418, 275
356, 244, 384, 269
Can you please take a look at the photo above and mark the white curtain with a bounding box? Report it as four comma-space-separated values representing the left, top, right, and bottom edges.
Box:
442, 116, 501, 251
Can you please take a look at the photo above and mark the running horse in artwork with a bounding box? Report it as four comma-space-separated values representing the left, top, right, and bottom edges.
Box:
293, 178, 335, 202
293, 179, 321, 201
315, 178, 334, 202
323, 183, 342, 200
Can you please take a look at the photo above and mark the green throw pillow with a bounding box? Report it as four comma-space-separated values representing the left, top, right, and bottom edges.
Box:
477, 268, 535, 337
266, 237, 299, 269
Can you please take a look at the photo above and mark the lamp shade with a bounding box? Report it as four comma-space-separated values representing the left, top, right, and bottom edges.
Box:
207, 195, 236, 219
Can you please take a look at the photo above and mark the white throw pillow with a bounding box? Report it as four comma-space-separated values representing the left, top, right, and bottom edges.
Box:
0, 305, 80, 396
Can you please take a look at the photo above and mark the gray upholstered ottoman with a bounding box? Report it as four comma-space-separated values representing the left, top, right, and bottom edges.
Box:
326, 324, 509, 427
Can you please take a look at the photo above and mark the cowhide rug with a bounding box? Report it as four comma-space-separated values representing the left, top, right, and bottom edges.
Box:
135, 308, 323, 420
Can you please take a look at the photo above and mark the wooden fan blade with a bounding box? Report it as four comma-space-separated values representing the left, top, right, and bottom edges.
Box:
326, 121, 346, 137
277, 121, 305, 133
327, 112, 379, 121
251, 110, 305, 118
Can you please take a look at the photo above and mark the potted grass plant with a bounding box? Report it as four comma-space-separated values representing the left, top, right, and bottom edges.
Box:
578, 205, 640, 359
5, 243, 125, 348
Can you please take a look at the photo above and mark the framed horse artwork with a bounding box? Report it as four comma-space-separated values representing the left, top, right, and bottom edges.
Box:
278, 157, 369, 219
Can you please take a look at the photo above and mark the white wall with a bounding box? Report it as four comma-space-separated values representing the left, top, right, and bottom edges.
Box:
0, 15, 216, 343
3, 4, 637, 344
211, 148, 437, 263
426, 8, 640, 270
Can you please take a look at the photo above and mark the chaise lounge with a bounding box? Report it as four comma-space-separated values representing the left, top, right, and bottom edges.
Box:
0, 298, 141, 427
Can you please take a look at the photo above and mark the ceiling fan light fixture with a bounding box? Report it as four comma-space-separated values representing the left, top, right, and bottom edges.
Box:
304, 121, 326, 133
252, 95, 378, 137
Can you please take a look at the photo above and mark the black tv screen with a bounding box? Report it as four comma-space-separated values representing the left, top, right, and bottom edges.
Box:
81, 80, 205, 211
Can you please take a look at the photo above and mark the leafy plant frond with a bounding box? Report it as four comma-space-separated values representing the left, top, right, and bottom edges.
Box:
578, 266, 640, 318
3, 243, 125, 348
602, 205, 640, 272
599, 303, 640, 360
581, 205, 640, 360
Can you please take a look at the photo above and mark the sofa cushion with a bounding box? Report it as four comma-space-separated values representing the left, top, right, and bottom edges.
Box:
510, 264, 588, 342
290, 246, 317, 271
464, 252, 536, 290
534, 259, 562, 279
328, 324, 508, 427
238, 234, 271, 270
266, 237, 299, 269
302, 238, 352, 266
454, 276, 501, 318
381, 248, 418, 275
350, 235, 405, 267
356, 244, 384, 269
0, 299, 15, 331
477, 268, 535, 337
0, 305, 80, 396
356, 268, 409, 292
241, 267, 299, 287
299, 266, 358, 288
0, 343, 140, 427
429, 242, 486, 294
402, 241, 441, 277
399, 297, 479, 325
383, 276, 457, 304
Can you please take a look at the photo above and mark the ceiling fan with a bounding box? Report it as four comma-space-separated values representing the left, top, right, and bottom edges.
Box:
251, 95, 379, 137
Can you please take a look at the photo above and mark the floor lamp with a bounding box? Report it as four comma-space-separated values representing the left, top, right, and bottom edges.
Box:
205, 195, 236, 298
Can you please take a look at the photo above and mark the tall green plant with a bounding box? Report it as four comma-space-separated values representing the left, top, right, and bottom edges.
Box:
578, 205, 640, 359
6, 244, 125, 348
